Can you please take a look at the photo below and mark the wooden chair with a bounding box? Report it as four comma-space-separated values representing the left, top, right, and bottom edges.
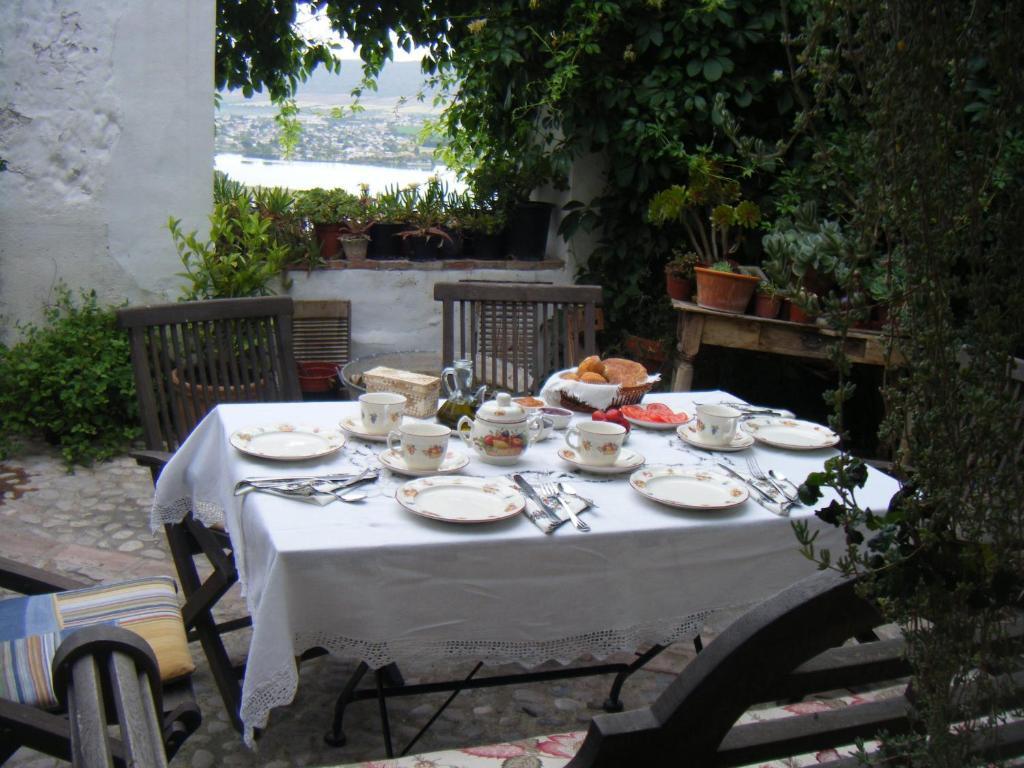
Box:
292, 299, 352, 368
116, 296, 301, 732
336, 570, 1024, 767
0, 556, 200, 766
434, 281, 603, 395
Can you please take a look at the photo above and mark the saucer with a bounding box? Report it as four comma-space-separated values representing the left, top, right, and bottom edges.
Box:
557, 447, 645, 474
378, 448, 470, 477
340, 416, 390, 443
676, 423, 754, 452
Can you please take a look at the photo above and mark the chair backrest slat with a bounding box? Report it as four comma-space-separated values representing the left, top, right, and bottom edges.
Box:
434, 282, 603, 395
117, 297, 300, 454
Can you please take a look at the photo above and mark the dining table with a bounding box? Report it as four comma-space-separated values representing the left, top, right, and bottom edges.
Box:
151, 390, 902, 745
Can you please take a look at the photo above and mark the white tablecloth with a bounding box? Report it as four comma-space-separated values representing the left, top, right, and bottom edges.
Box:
152, 391, 901, 738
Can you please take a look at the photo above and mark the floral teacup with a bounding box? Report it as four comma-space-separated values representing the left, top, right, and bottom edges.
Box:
387, 423, 451, 471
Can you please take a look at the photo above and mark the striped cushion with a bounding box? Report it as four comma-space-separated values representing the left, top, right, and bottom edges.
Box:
0, 576, 194, 709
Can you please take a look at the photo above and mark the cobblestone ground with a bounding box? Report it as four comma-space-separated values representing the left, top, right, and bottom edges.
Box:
0, 443, 741, 767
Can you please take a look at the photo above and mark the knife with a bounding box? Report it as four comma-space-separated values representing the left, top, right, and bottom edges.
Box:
714, 462, 790, 516
511, 474, 560, 525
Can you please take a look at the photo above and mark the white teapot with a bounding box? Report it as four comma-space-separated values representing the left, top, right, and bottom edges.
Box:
456, 392, 544, 465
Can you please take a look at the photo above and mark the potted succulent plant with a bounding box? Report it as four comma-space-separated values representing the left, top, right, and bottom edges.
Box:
294, 187, 358, 263
397, 180, 453, 261
337, 184, 375, 262
370, 184, 414, 259
753, 280, 782, 319
665, 249, 699, 301
648, 154, 763, 313
462, 206, 507, 260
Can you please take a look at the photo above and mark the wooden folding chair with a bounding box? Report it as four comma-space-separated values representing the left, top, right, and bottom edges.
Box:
434, 282, 603, 395
0, 556, 200, 766
116, 296, 300, 732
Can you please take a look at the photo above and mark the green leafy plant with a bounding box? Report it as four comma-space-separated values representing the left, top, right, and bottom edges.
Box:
0, 287, 139, 466
170, 201, 289, 299
293, 187, 358, 225
648, 154, 763, 267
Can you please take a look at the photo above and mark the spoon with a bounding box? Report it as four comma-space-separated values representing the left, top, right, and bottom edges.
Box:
768, 469, 800, 501
558, 481, 597, 508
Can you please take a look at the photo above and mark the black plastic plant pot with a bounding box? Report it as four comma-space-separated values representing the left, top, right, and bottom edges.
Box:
507, 202, 553, 260
402, 235, 445, 262
466, 230, 506, 260
369, 223, 405, 259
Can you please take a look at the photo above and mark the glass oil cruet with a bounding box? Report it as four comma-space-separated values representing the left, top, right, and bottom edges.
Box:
437, 358, 487, 429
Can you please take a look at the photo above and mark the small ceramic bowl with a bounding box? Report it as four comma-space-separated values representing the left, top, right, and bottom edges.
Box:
540, 406, 573, 430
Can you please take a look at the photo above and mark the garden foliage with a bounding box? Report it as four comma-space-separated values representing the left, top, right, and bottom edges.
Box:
0, 287, 139, 466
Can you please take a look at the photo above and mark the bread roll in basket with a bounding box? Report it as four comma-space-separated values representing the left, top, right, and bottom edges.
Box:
543, 356, 656, 413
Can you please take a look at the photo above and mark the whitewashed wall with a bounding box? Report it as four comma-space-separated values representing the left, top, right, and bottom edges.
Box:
0, 1, 215, 344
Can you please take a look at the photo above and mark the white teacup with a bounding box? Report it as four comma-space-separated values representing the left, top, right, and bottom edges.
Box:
694, 403, 742, 446
387, 423, 451, 471
565, 421, 627, 466
359, 392, 406, 435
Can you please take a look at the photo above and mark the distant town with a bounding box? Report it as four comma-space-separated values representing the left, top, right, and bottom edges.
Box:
215, 61, 445, 169
215, 101, 440, 169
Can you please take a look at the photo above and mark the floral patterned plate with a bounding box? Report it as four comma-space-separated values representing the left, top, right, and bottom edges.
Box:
395, 476, 526, 524
378, 448, 470, 477
676, 423, 754, 452
628, 465, 749, 510
741, 417, 840, 450
229, 424, 346, 461
557, 447, 645, 475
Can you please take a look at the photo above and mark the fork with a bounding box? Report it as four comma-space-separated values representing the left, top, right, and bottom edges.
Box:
539, 482, 590, 532
745, 456, 797, 503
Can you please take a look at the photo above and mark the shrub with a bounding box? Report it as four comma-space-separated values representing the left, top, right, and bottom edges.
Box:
0, 287, 139, 466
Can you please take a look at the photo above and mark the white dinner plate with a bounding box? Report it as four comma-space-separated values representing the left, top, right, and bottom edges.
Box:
340, 416, 390, 442
676, 423, 754, 452
230, 424, 346, 461
629, 465, 749, 510
557, 447, 645, 475
741, 417, 840, 450
378, 448, 470, 477
395, 477, 525, 524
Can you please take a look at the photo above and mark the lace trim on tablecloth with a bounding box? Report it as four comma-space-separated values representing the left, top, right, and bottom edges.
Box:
240, 664, 300, 747
294, 611, 712, 671
236, 610, 713, 744
150, 496, 225, 530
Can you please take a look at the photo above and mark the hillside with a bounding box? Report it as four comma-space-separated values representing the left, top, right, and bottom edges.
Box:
219, 60, 442, 106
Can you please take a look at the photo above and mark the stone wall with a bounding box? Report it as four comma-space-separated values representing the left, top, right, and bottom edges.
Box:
0, 1, 215, 343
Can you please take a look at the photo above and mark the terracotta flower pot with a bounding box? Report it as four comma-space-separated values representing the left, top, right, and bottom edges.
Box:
665, 270, 693, 301
787, 302, 813, 324
693, 267, 760, 314
313, 223, 343, 261
754, 294, 782, 319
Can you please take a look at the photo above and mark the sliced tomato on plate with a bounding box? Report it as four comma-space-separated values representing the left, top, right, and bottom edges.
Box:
620, 404, 649, 420
624, 402, 690, 424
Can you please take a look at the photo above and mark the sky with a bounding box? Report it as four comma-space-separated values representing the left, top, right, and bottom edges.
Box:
295, 6, 425, 62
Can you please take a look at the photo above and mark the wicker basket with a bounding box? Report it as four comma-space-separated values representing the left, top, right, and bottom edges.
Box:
559, 381, 654, 413
362, 366, 440, 419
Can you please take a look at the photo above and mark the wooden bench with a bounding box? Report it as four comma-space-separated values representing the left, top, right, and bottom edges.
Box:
336, 570, 1023, 767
